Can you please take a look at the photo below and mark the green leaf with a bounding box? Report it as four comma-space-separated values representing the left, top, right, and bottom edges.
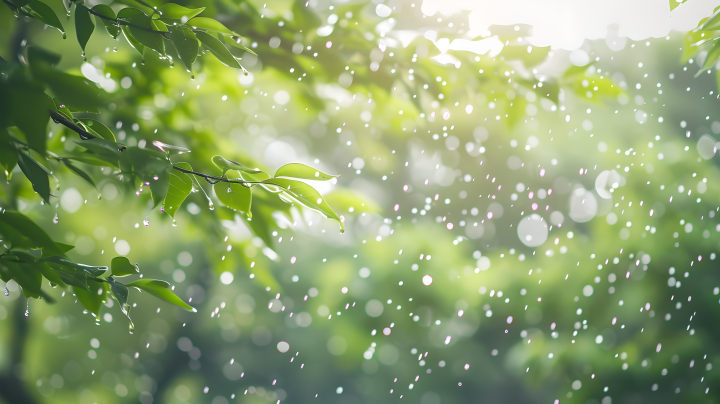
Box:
107, 276, 134, 331
196, 31, 241, 69
73, 281, 105, 318
262, 178, 344, 232
40, 256, 108, 277
214, 171, 252, 216
5, 261, 42, 298
17, 150, 51, 203
117, 8, 165, 55
72, 137, 124, 166
697, 41, 720, 76
188, 17, 237, 35
155, 3, 204, 20
75, 4, 94, 54
0, 211, 61, 254
222, 35, 256, 55
42, 70, 101, 112
54, 242, 74, 254
79, 119, 116, 141
670, 0, 688, 11
111, 256, 139, 277
26, 0, 64, 35
54, 267, 89, 290
0, 130, 18, 180
7, 82, 52, 154
125, 279, 194, 311
38, 261, 65, 286
91, 5, 120, 38
149, 168, 170, 207
27, 45, 61, 68
212, 155, 265, 176
170, 27, 199, 74
164, 163, 192, 218
274, 163, 338, 181
121, 25, 145, 57
61, 159, 98, 190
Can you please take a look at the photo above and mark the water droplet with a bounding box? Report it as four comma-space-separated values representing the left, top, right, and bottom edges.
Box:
24, 301, 29, 317
53, 214, 59, 224
143, 217, 149, 226
4, 287, 8, 296
209, 202, 214, 210
113, 47, 118, 52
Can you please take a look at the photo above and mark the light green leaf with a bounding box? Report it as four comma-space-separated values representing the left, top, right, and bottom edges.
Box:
91, 5, 120, 38
187, 17, 237, 35
164, 163, 192, 218
274, 163, 338, 181
75, 4, 95, 54
155, 3, 204, 20
125, 279, 194, 311
79, 119, 116, 141
196, 31, 241, 69
262, 178, 344, 232
212, 155, 265, 176
111, 256, 139, 277
214, 171, 252, 216
697, 41, 720, 76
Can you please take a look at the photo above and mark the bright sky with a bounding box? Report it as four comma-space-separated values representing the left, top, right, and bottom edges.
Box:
419, 0, 720, 50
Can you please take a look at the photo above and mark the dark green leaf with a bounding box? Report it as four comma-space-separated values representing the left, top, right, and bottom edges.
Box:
170, 27, 199, 73
107, 276, 134, 331
72, 137, 124, 166
214, 171, 252, 216
0, 129, 18, 180
196, 31, 241, 69
5, 261, 42, 298
164, 162, 192, 218
27, 45, 61, 68
121, 25, 145, 57
41, 70, 101, 113
75, 4, 94, 54
54, 267, 89, 290
111, 256, 139, 277
54, 242, 74, 254
262, 178, 344, 232
79, 119, 116, 141
91, 4, 120, 38
0, 211, 61, 254
155, 3, 204, 19
61, 159, 98, 190
118, 8, 165, 55
26, 0, 64, 35
274, 163, 338, 181
73, 281, 105, 318
125, 279, 194, 311
188, 17, 236, 35
17, 150, 51, 203
40, 256, 108, 277
7, 82, 52, 154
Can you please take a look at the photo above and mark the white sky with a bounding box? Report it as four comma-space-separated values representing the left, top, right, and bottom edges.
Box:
419, 0, 720, 50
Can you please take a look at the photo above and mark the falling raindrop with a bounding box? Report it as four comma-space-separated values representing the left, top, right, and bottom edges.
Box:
143, 217, 149, 226
24, 301, 29, 317
53, 214, 59, 224
4, 287, 8, 296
